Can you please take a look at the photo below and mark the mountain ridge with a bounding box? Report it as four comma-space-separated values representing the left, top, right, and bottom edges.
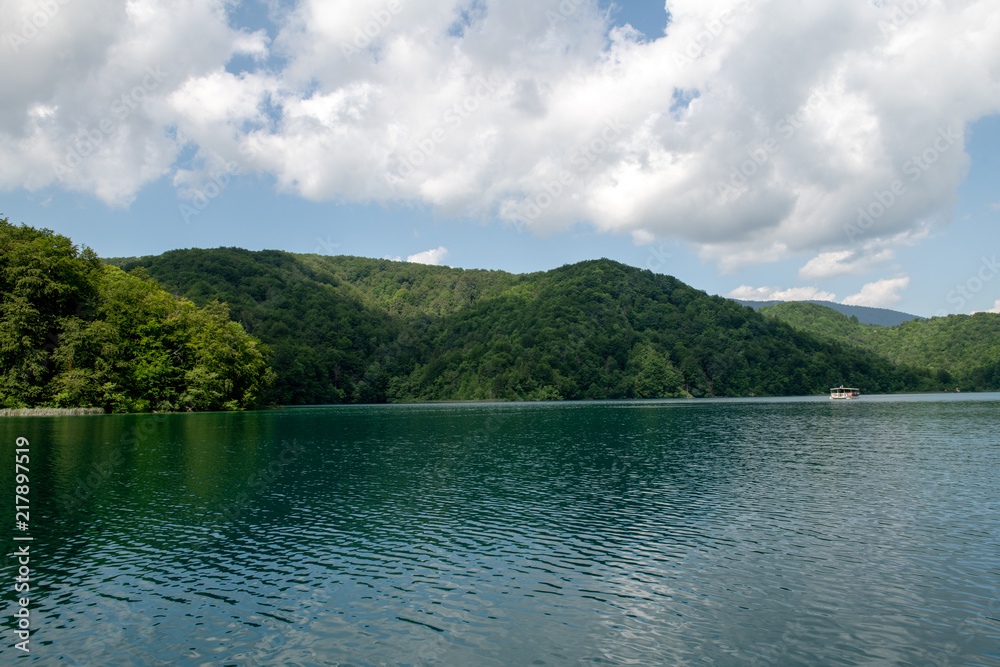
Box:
9, 226, 998, 412
734, 299, 923, 327
109, 248, 960, 403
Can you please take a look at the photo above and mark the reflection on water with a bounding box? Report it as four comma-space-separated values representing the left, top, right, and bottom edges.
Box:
2, 395, 999, 665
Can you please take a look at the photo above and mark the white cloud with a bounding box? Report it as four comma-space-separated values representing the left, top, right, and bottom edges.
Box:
732, 273, 914, 309
0, 0, 269, 206
799, 245, 896, 281
842, 275, 911, 308
727, 285, 837, 302
799, 225, 932, 280
406, 246, 449, 265
631, 228, 656, 246
974, 299, 1000, 314
1, 0, 999, 267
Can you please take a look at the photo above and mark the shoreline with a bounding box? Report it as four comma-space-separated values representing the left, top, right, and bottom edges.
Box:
0, 407, 106, 417
0, 389, 983, 417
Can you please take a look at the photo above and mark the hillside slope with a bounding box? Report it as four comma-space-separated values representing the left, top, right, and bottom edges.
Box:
1, 221, 272, 412
113, 249, 935, 402
759, 302, 1000, 390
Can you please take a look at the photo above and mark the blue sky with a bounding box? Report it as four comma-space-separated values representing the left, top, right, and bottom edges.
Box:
2, 0, 998, 317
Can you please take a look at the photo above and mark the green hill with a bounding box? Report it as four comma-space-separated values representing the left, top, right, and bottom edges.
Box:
108, 248, 525, 404
1, 220, 273, 412
14, 214, 995, 412
759, 302, 1000, 390
112, 248, 938, 403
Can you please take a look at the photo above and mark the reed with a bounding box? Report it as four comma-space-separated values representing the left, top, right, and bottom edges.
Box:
0, 407, 106, 417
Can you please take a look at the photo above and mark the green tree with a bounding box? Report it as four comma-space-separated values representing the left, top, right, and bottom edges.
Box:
0, 219, 102, 406
0, 219, 274, 412
629, 343, 684, 398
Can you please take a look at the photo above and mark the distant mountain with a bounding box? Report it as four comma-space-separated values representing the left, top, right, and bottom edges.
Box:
734, 299, 922, 327
110, 249, 943, 403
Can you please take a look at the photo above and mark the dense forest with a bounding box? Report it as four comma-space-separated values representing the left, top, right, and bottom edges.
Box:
111, 245, 951, 405
7, 219, 996, 412
759, 302, 1000, 391
0, 219, 273, 411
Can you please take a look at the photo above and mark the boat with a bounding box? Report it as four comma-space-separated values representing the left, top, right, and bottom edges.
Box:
830, 386, 860, 399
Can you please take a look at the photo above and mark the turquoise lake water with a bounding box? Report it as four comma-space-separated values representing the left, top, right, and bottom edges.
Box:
2, 394, 999, 665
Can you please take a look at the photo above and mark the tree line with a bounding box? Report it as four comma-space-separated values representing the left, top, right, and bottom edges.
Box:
759, 301, 1000, 391
1, 219, 273, 411
8, 218, 993, 413
112, 246, 946, 405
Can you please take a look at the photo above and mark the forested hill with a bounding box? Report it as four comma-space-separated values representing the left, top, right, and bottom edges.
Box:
111, 247, 944, 404
759, 302, 1000, 390
11, 217, 993, 413
1, 221, 273, 412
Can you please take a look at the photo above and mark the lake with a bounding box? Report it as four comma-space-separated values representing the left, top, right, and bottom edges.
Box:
2, 394, 999, 665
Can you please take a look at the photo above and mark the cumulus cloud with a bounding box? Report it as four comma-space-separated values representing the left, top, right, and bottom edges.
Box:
732, 272, 914, 309
842, 275, 911, 308
385, 247, 448, 265
1, 0, 999, 266
0, 0, 268, 206
798, 226, 930, 280
799, 244, 897, 281
406, 246, 449, 265
974, 299, 1000, 314
727, 285, 837, 302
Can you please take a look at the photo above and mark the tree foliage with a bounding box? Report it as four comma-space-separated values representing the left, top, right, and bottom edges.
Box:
16, 221, 991, 409
759, 301, 1000, 391
0, 220, 273, 411
113, 249, 940, 403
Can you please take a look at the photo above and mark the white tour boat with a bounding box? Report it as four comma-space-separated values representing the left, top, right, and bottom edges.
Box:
830, 386, 860, 399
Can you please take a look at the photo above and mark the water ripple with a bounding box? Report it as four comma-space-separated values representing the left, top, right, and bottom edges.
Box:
2, 397, 1000, 665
